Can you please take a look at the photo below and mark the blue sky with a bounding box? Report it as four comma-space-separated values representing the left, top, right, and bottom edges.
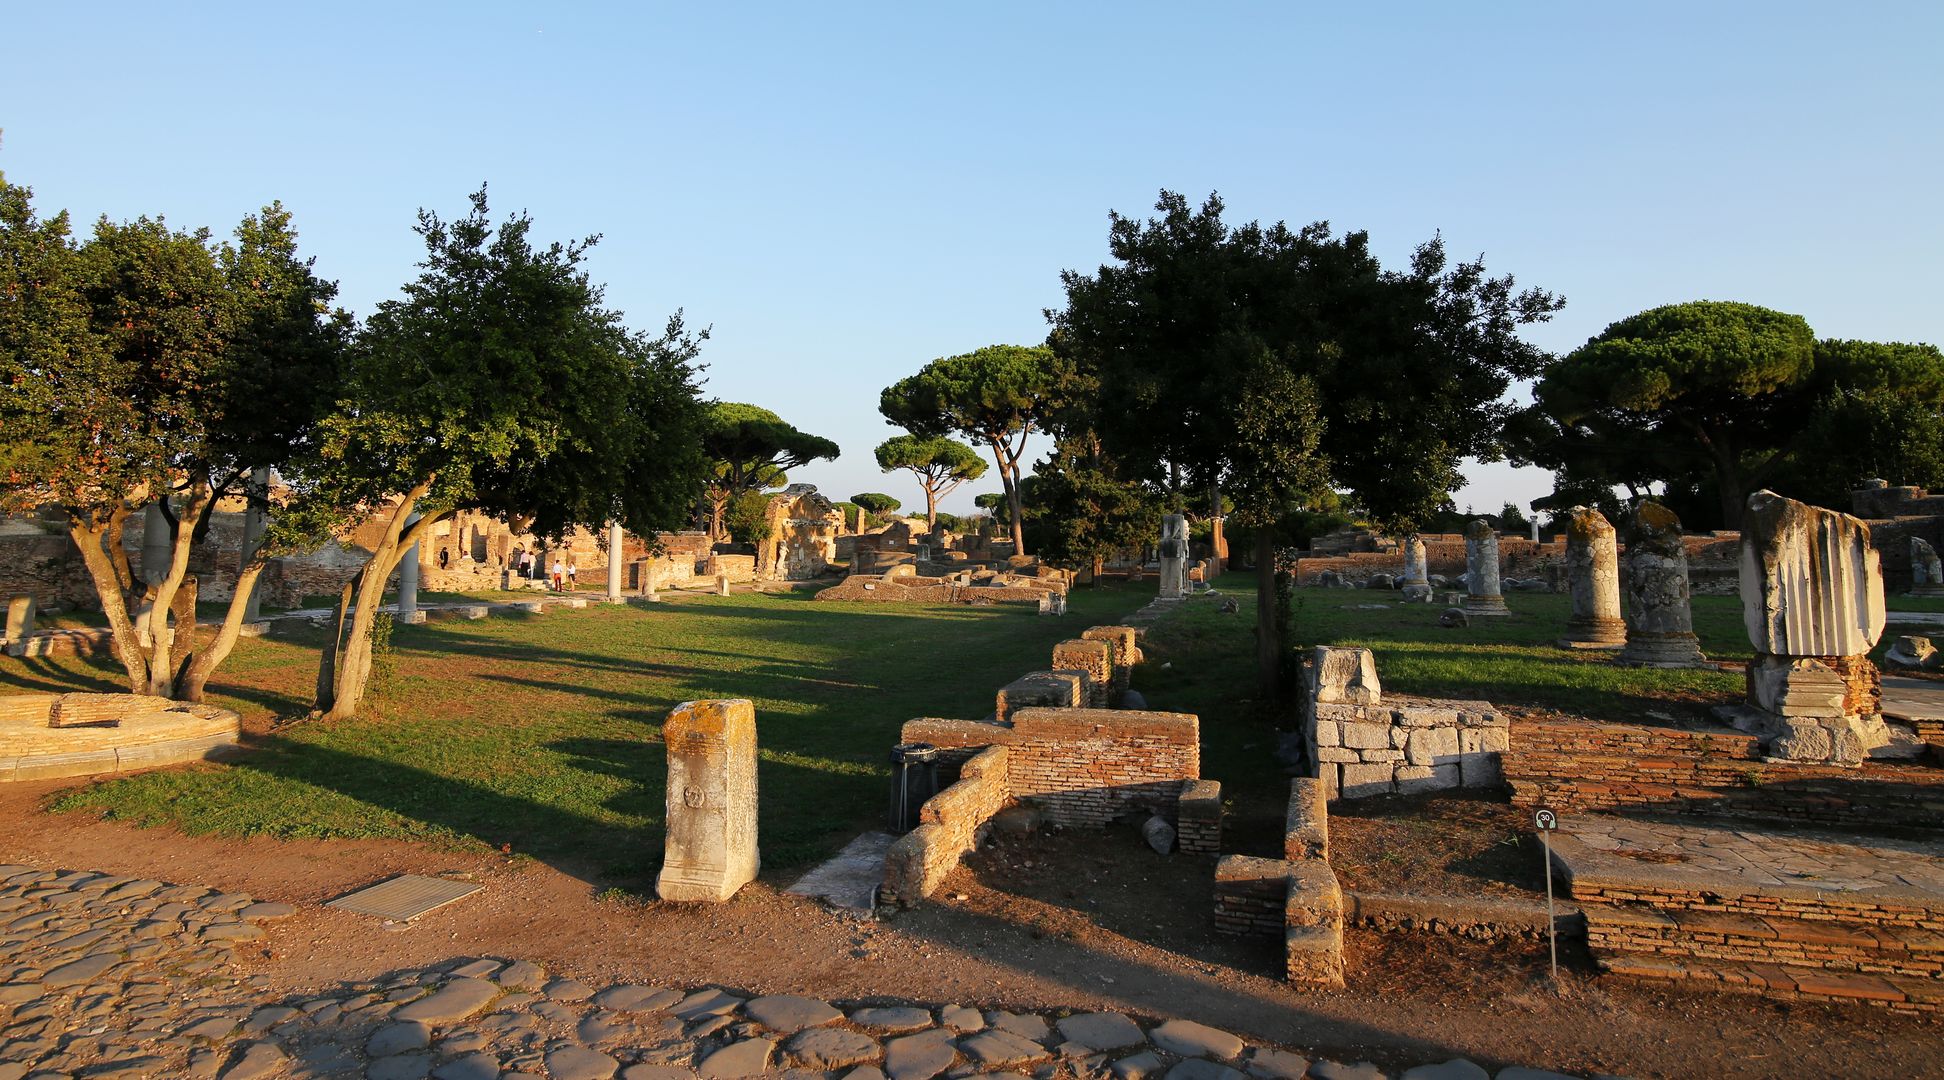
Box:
5, 3, 1939, 518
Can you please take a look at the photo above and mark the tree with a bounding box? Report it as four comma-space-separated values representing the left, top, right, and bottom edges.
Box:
1022, 435, 1163, 581
699, 402, 838, 540
723, 490, 772, 544
307, 187, 708, 720
880, 345, 1063, 555
1052, 191, 1561, 698
849, 492, 901, 524
1518, 302, 1814, 529
0, 179, 349, 701
874, 434, 986, 528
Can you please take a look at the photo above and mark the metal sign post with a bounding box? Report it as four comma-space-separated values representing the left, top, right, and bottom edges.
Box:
1535, 807, 1559, 982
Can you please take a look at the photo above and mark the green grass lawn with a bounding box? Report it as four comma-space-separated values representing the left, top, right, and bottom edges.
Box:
7, 584, 1156, 884
0, 570, 1828, 884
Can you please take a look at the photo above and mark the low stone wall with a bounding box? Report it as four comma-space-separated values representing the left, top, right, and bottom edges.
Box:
995, 671, 1084, 722
1291, 533, 1744, 595
1, 693, 241, 781
1284, 778, 1328, 860
1213, 856, 1289, 938
1051, 639, 1113, 708
1211, 776, 1344, 987
900, 707, 1198, 828
1311, 697, 1508, 799
881, 746, 1011, 905
703, 555, 757, 584
1504, 718, 1944, 830
814, 574, 1059, 607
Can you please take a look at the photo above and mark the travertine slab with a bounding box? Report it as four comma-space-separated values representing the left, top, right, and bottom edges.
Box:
657, 699, 760, 902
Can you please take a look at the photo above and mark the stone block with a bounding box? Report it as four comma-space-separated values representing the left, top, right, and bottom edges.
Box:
1313, 703, 1368, 724
1337, 762, 1394, 799
1314, 721, 1340, 747
1456, 751, 1502, 788
1392, 705, 1459, 728
657, 699, 760, 902
1284, 778, 1328, 861
1310, 647, 1381, 705
1340, 722, 1389, 750
1357, 748, 1404, 763
1387, 726, 1409, 749
1315, 747, 1359, 763
1395, 763, 1461, 794
1404, 727, 1459, 767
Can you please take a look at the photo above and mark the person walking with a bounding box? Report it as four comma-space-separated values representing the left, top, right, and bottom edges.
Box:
566, 562, 578, 591
551, 558, 565, 592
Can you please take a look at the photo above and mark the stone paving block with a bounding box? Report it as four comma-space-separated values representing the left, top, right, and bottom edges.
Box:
850, 1006, 934, 1032
393, 978, 500, 1024
789, 1027, 883, 1068
1308, 1062, 1388, 1080
986, 1010, 1051, 1043
1166, 1062, 1245, 1080
1055, 1012, 1144, 1051
547, 1044, 621, 1080
1244, 1048, 1311, 1079
1113, 1051, 1165, 1080
745, 994, 843, 1031
545, 977, 596, 1002
959, 1029, 1048, 1067
939, 1004, 984, 1032
593, 984, 684, 1013
216, 1040, 286, 1080
698, 1037, 776, 1079
368, 1052, 436, 1080
885, 1029, 959, 1080
432, 1052, 503, 1080
1150, 1019, 1245, 1061
673, 987, 744, 1020
367, 1020, 432, 1056
1400, 1060, 1489, 1080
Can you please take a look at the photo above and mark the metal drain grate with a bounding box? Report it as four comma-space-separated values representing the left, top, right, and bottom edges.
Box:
326, 874, 481, 921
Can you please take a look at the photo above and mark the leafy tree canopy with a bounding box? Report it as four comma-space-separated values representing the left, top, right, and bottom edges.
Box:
699, 401, 838, 537
875, 433, 986, 527
849, 492, 901, 515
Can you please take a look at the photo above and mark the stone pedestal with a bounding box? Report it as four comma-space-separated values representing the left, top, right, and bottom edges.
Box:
1210, 516, 1229, 576
1400, 536, 1431, 603
3, 596, 35, 644
1559, 507, 1626, 650
1733, 490, 1889, 764
715, 575, 731, 597
1158, 515, 1188, 600
1616, 502, 1708, 667
1462, 520, 1508, 616
1910, 537, 1944, 598
657, 699, 760, 902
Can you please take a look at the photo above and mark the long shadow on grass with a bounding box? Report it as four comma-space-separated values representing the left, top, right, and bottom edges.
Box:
0, 654, 125, 694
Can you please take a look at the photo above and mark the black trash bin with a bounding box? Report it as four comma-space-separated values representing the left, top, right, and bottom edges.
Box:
888, 743, 941, 834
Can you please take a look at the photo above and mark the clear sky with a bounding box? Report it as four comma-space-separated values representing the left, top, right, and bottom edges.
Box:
5, 3, 1939, 519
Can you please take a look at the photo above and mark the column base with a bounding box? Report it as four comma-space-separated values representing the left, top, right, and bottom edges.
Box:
1615, 632, 1709, 668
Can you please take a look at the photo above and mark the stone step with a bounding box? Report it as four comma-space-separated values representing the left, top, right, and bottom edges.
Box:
1587, 905, 1944, 980
1599, 952, 1944, 1013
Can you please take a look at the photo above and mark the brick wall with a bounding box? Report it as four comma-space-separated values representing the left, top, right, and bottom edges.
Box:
880, 746, 1010, 904
995, 672, 1084, 723
900, 707, 1198, 828
1213, 856, 1288, 938
1176, 779, 1223, 855
1504, 718, 1944, 829
1050, 640, 1113, 708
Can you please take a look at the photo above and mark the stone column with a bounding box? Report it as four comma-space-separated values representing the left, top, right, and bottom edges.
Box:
1210, 516, 1228, 575
1616, 501, 1707, 667
1559, 507, 1626, 650
1158, 514, 1188, 600
1462, 520, 1509, 616
1400, 535, 1431, 603
240, 465, 272, 622
657, 699, 760, 902
1735, 490, 1889, 763
1910, 537, 1944, 598
3, 596, 35, 645
606, 522, 625, 602
396, 512, 424, 625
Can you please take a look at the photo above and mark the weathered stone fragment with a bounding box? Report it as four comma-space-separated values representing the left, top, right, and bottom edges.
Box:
1911, 536, 1944, 597
1158, 514, 1188, 599
1309, 646, 1381, 705
1558, 507, 1625, 649
1461, 520, 1509, 616
1616, 501, 1708, 667
657, 700, 760, 902
1400, 536, 1431, 602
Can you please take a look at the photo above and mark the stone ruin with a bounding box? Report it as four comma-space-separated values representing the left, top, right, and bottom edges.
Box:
1157, 514, 1189, 600
1213, 778, 1344, 988
1, 692, 241, 781
1302, 646, 1508, 799
1400, 536, 1431, 603
881, 625, 1224, 907
753, 485, 843, 581
1558, 506, 1626, 650
1461, 519, 1509, 616
1727, 490, 1901, 765
1911, 537, 1944, 598
1616, 501, 1708, 668
657, 698, 760, 902
814, 562, 1070, 610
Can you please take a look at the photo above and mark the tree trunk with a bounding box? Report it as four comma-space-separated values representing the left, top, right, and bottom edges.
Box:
168, 576, 199, 693
923, 484, 938, 529
317, 490, 441, 722
1255, 529, 1281, 703
1091, 554, 1104, 586
180, 562, 266, 703
66, 517, 151, 693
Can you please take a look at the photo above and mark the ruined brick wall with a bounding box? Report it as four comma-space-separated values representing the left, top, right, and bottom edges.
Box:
1213, 855, 1287, 938
880, 745, 1010, 904
1050, 639, 1112, 708
1176, 779, 1222, 855
1505, 718, 1944, 828
1311, 697, 1508, 799
1292, 532, 1743, 594
899, 707, 1199, 828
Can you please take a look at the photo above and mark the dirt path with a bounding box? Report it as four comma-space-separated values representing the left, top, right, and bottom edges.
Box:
4, 779, 1936, 1080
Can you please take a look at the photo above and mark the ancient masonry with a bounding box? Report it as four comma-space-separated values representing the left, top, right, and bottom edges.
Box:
1460, 519, 1509, 616
657, 699, 761, 903
1615, 501, 1709, 668
1728, 490, 1892, 765
1558, 506, 1626, 650
1300, 647, 1508, 799
882, 626, 1222, 907
1211, 778, 1346, 988
1, 692, 240, 782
